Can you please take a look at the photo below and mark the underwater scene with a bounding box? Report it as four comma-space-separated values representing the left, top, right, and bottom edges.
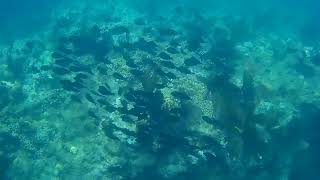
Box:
1, 0, 320, 179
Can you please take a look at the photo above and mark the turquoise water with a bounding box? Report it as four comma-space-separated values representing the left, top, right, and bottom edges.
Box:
0, 0, 320, 179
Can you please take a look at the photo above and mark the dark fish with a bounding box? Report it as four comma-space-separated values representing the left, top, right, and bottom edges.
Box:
311, 53, 320, 66
52, 51, 65, 59
104, 83, 111, 90
293, 62, 315, 78
113, 72, 126, 80
88, 110, 99, 119
30, 66, 39, 73
127, 105, 148, 118
110, 26, 129, 35
177, 66, 192, 74
143, 26, 154, 34
134, 18, 146, 25
118, 106, 128, 114
159, 60, 176, 69
97, 99, 117, 112
101, 123, 119, 140
52, 66, 70, 75
97, 99, 110, 106
40, 65, 51, 71
98, 86, 113, 96
120, 99, 128, 108
55, 58, 73, 67
105, 103, 117, 112
90, 90, 103, 97
72, 81, 85, 89
104, 121, 136, 138
171, 91, 191, 101
166, 47, 178, 54
202, 116, 213, 124
164, 72, 177, 79
121, 114, 137, 123
184, 57, 201, 66
158, 28, 177, 37
114, 125, 136, 137
97, 66, 109, 75
203, 152, 217, 161
60, 80, 79, 92
74, 73, 88, 81
69, 65, 93, 74
124, 89, 136, 101
133, 38, 157, 55
155, 68, 167, 77
159, 52, 172, 60
73, 77, 85, 85
170, 39, 180, 47
125, 57, 138, 68
201, 116, 223, 128
71, 94, 82, 103
85, 93, 96, 104
155, 83, 166, 89
57, 43, 74, 55
130, 69, 144, 76
170, 108, 183, 115
74, 78, 84, 85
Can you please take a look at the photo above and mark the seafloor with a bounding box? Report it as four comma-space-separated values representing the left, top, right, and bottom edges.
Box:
1, 1, 320, 180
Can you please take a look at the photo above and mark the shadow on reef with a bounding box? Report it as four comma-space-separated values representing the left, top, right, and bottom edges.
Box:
0, 132, 20, 180
289, 103, 320, 180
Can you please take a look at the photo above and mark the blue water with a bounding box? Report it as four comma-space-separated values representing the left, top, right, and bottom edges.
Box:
0, 0, 320, 179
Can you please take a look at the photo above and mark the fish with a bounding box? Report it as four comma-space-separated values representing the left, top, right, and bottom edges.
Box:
159, 60, 176, 69
125, 57, 138, 68
184, 57, 201, 66
169, 39, 180, 47
85, 93, 96, 104
170, 108, 184, 115
166, 47, 178, 54
158, 27, 178, 37
52, 66, 70, 75
74, 73, 88, 81
69, 64, 93, 74
123, 89, 136, 101
70, 94, 82, 103
202, 116, 213, 124
110, 26, 129, 35
127, 105, 148, 119
134, 17, 146, 25
102, 124, 119, 140
121, 114, 138, 123
40, 65, 51, 71
55, 58, 73, 67
105, 103, 117, 112
177, 66, 192, 74
72, 81, 85, 89
130, 69, 144, 76
51, 51, 65, 59
171, 91, 191, 101
60, 80, 80, 92
164, 72, 177, 79
158, 52, 172, 60
96, 98, 117, 112
88, 110, 99, 119
97, 99, 110, 106
98, 86, 113, 96
133, 38, 157, 55
113, 72, 126, 80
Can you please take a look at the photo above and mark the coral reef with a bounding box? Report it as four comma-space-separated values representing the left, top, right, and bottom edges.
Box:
1, 1, 320, 179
